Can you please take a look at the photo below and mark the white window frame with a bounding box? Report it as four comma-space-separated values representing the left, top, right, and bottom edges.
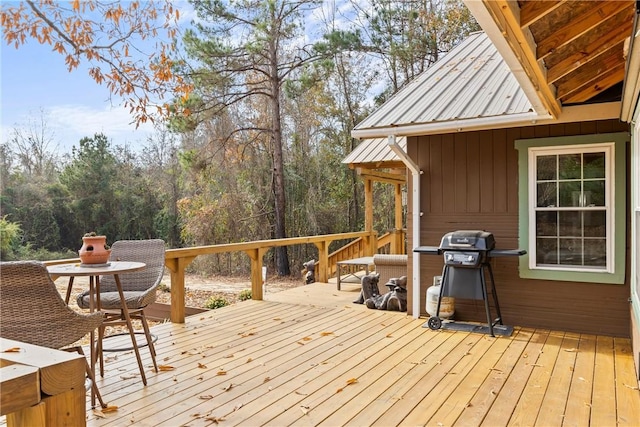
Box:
515, 132, 628, 285
527, 143, 613, 273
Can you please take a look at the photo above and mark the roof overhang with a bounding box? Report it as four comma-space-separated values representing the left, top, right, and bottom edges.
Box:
463, 0, 560, 118
351, 102, 621, 140
621, 13, 640, 122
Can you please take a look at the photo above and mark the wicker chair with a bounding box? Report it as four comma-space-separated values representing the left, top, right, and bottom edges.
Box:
77, 239, 164, 384
373, 254, 408, 294
0, 260, 106, 407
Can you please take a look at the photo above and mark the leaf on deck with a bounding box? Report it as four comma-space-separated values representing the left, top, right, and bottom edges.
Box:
300, 405, 310, 415
199, 395, 214, 400
205, 416, 226, 423
320, 331, 334, 336
198, 362, 207, 369
2, 347, 22, 352
223, 383, 234, 391
217, 370, 227, 375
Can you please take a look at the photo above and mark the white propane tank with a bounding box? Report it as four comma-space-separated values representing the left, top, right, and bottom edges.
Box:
426, 276, 455, 319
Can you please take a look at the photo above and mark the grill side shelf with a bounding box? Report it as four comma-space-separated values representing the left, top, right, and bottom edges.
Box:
488, 249, 527, 257
413, 246, 442, 255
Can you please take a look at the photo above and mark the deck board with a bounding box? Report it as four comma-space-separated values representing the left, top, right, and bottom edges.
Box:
3, 282, 638, 426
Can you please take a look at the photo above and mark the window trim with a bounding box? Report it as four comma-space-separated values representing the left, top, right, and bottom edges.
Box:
515, 132, 628, 284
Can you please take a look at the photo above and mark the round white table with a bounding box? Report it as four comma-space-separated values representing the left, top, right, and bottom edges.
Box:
47, 261, 149, 400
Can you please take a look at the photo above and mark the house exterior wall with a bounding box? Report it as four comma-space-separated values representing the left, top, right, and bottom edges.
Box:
407, 119, 631, 337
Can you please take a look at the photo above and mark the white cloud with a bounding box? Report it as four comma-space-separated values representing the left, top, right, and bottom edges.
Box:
47, 104, 155, 151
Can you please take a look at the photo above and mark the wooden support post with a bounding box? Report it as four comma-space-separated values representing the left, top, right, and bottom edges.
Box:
165, 256, 196, 323
245, 248, 267, 300
394, 183, 404, 254
364, 178, 373, 234
314, 241, 329, 283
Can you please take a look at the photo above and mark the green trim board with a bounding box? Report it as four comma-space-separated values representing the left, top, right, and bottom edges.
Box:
515, 132, 629, 284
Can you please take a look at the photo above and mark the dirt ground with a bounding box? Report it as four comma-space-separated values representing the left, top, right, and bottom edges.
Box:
55, 272, 305, 311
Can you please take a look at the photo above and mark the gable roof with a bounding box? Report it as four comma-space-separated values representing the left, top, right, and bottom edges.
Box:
342, 136, 406, 168
465, 0, 637, 120
352, 31, 540, 140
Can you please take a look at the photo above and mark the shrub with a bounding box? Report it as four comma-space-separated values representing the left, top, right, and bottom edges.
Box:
238, 289, 252, 301
205, 295, 230, 310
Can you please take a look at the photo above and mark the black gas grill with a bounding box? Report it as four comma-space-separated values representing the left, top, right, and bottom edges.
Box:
415, 230, 525, 337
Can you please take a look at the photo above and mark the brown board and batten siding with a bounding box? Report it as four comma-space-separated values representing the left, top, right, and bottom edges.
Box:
408, 119, 631, 337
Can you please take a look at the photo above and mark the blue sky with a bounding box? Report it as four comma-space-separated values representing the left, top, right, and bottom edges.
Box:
0, 1, 353, 154
1, 38, 157, 153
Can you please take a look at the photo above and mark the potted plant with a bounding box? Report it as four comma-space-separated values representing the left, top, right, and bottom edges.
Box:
78, 232, 111, 265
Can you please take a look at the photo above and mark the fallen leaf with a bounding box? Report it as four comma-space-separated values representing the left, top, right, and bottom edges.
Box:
346, 378, 358, 385
158, 365, 175, 371
223, 383, 234, 391
386, 333, 393, 338
198, 362, 207, 369
199, 395, 214, 400
217, 370, 227, 376
273, 317, 282, 321
246, 358, 253, 363
2, 347, 22, 352
320, 331, 334, 336
102, 405, 118, 413
233, 403, 243, 411
564, 348, 577, 352
120, 373, 139, 380
295, 391, 308, 395
205, 416, 225, 423
264, 377, 271, 382
302, 336, 312, 341
224, 354, 234, 358
336, 387, 344, 393
92, 409, 106, 418
300, 405, 310, 415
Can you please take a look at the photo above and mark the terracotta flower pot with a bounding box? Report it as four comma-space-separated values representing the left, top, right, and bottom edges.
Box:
79, 235, 112, 265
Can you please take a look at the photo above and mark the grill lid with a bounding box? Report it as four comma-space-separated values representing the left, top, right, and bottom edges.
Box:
439, 230, 495, 251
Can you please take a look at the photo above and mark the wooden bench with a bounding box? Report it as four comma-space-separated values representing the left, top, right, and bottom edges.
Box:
0, 338, 86, 427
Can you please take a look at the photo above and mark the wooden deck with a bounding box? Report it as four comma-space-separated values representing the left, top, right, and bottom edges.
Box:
5, 282, 640, 426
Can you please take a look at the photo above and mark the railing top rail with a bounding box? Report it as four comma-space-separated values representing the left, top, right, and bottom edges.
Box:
165, 231, 373, 259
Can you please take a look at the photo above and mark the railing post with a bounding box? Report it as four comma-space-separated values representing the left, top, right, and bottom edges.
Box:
245, 247, 268, 300
314, 241, 329, 283
165, 256, 195, 323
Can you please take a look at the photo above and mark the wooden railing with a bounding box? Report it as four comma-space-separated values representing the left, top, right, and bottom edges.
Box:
43, 230, 409, 324
164, 232, 376, 323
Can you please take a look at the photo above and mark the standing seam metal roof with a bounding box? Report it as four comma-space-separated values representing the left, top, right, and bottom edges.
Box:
352, 32, 533, 133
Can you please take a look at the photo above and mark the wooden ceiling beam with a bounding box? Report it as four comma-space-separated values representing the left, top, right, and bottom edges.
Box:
536, 0, 631, 60
519, 0, 563, 28
561, 65, 626, 104
545, 8, 634, 84
356, 168, 406, 185
556, 45, 625, 99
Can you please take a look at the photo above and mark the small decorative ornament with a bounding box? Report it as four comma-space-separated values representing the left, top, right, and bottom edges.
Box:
78, 232, 111, 265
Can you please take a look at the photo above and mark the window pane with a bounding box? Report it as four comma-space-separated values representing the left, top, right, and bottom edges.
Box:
559, 211, 580, 237
583, 180, 605, 206
584, 211, 606, 237
537, 155, 556, 180
559, 154, 581, 179
536, 238, 557, 265
536, 211, 557, 236
559, 181, 580, 207
559, 238, 582, 265
537, 182, 557, 207
584, 240, 606, 267
583, 152, 605, 179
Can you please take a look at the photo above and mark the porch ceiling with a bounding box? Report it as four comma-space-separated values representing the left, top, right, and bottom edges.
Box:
470, 0, 637, 118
